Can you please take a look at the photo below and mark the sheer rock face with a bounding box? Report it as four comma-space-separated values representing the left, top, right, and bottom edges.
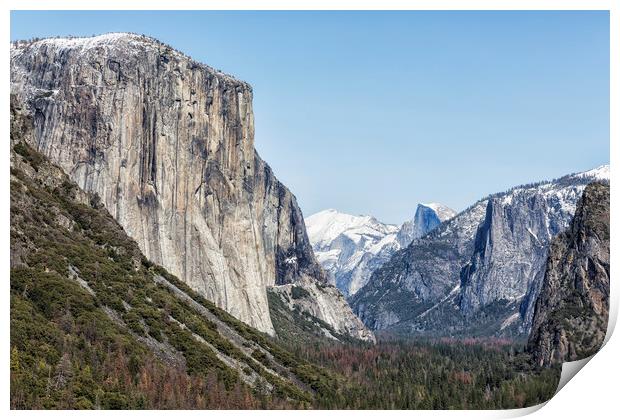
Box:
351, 168, 609, 336
459, 186, 577, 317
527, 183, 610, 367
410, 203, 457, 240
10, 33, 370, 340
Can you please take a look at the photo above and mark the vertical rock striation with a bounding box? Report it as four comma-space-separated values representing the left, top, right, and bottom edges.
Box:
527, 182, 610, 366
10, 33, 371, 340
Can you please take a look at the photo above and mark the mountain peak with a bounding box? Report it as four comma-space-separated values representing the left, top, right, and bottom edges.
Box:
418, 202, 457, 222
407, 202, 456, 242
10, 32, 372, 340
306, 202, 454, 297
306, 209, 397, 248
351, 167, 609, 337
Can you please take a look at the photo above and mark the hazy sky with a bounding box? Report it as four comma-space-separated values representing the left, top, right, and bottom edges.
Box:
11, 11, 610, 224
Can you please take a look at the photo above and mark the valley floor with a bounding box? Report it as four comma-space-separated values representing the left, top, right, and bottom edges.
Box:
282, 336, 560, 410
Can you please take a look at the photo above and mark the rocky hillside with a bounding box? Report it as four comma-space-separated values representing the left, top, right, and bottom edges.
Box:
351, 167, 609, 337
306, 204, 455, 297
527, 182, 610, 366
10, 33, 371, 341
10, 100, 354, 408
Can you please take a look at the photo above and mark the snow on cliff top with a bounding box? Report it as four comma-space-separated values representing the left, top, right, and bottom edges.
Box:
419, 202, 457, 221
12, 33, 147, 52
576, 164, 609, 182
11, 32, 248, 87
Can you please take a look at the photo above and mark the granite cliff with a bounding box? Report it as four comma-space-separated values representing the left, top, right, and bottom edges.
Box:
10, 33, 372, 341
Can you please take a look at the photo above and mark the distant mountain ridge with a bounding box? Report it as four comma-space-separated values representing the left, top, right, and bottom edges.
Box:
306, 203, 456, 297
350, 165, 609, 338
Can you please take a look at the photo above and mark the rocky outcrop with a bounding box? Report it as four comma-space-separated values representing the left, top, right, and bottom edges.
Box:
527, 183, 610, 366
351, 167, 609, 336
459, 185, 577, 316
9, 103, 350, 400
306, 204, 455, 297
10, 33, 372, 340
269, 278, 377, 343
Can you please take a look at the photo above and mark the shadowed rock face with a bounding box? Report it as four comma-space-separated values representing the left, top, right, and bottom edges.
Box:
10, 33, 371, 340
527, 183, 610, 367
410, 203, 456, 240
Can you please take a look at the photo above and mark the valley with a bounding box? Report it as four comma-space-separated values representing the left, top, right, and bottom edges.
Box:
9, 32, 610, 410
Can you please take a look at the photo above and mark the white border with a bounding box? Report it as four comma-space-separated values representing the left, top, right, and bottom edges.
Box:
2, 2, 616, 419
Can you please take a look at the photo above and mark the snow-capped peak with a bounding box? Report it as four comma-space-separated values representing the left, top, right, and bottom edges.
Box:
419, 202, 457, 222
305, 203, 454, 297
11, 32, 250, 93
306, 209, 397, 248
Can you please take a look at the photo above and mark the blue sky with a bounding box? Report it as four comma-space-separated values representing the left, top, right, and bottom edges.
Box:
11, 11, 609, 223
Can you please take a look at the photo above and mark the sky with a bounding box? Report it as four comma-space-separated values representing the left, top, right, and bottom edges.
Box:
11, 11, 610, 224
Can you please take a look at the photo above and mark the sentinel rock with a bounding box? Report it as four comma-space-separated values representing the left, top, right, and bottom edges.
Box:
527, 183, 610, 366
459, 187, 578, 316
10, 33, 372, 340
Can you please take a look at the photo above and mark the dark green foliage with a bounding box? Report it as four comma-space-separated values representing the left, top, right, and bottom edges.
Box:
251, 350, 272, 368
267, 289, 357, 346
13, 142, 45, 171
9, 134, 313, 409
290, 285, 311, 300
287, 338, 560, 409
